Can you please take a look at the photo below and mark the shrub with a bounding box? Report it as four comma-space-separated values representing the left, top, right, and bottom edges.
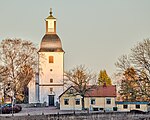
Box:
2, 104, 22, 114
2, 106, 11, 114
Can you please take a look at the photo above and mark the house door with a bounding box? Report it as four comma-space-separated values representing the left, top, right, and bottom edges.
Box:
48, 95, 54, 106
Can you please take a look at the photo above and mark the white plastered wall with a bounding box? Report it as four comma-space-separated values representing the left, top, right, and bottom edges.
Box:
28, 78, 36, 103
39, 52, 64, 106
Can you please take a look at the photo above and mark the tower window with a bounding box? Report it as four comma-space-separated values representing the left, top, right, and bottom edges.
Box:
50, 88, 53, 94
49, 56, 54, 63
50, 79, 53, 83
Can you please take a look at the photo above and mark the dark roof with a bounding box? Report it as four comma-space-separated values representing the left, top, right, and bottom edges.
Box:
59, 85, 116, 98
39, 34, 64, 52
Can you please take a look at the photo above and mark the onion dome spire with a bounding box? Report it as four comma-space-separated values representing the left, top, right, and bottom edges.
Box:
39, 9, 64, 52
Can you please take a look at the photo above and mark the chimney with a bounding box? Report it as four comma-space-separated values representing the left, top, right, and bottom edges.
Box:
103, 82, 107, 87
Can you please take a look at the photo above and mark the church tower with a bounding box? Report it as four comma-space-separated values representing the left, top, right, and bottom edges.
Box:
38, 9, 64, 106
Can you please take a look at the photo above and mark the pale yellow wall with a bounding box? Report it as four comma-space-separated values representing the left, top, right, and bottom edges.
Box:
85, 97, 116, 111
60, 94, 82, 110
60, 90, 116, 111
117, 104, 148, 112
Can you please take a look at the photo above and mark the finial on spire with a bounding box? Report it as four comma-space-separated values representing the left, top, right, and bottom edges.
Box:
50, 8, 52, 15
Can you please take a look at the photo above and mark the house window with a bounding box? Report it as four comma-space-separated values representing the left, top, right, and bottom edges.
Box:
99, 108, 104, 111
49, 56, 54, 63
123, 105, 128, 109
64, 99, 69, 105
50, 79, 53, 83
91, 99, 95, 105
136, 104, 140, 109
106, 98, 111, 104
75, 99, 80, 105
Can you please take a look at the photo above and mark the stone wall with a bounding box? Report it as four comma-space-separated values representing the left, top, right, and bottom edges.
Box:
0, 112, 150, 120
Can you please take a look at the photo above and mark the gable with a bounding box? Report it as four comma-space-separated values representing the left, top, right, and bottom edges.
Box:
59, 86, 81, 98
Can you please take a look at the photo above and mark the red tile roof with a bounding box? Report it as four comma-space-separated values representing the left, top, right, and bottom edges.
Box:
85, 85, 116, 97
59, 85, 116, 98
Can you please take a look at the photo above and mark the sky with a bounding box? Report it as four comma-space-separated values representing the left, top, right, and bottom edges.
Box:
0, 0, 150, 78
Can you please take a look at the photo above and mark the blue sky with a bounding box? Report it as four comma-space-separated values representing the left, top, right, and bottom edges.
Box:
0, 0, 150, 77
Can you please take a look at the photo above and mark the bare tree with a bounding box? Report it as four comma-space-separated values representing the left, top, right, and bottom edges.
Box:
65, 65, 97, 110
0, 38, 38, 102
0, 66, 8, 81
115, 39, 150, 101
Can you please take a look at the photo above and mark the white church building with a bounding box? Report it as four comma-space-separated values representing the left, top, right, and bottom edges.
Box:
28, 9, 64, 106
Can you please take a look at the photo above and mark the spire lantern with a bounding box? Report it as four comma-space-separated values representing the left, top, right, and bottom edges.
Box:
46, 8, 56, 34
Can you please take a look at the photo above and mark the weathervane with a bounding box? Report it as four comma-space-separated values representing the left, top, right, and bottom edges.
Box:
50, 8, 52, 15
